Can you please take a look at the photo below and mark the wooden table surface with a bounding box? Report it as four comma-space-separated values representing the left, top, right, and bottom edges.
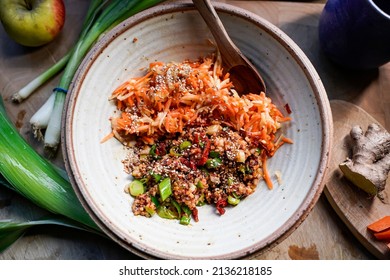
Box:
0, 0, 388, 260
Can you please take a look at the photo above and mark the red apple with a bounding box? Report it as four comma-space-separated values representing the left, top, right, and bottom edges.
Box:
0, 0, 66, 47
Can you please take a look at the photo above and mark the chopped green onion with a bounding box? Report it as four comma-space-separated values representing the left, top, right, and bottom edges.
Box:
145, 206, 155, 216
179, 140, 192, 150
169, 146, 181, 156
227, 195, 240, 206
181, 205, 192, 216
140, 177, 149, 184
179, 205, 192, 225
149, 144, 157, 156
158, 177, 172, 201
197, 200, 206, 207
151, 196, 160, 207
206, 158, 222, 169
196, 192, 206, 206
238, 164, 252, 174
180, 215, 191, 225
171, 200, 182, 217
156, 205, 178, 220
196, 181, 205, 189
127, 180, 145, 196
209, 150, 220, 158
149, 144, 161, 159
151, 173, 162, 183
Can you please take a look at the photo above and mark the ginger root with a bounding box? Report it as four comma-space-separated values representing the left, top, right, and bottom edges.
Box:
339, 123, 390, 196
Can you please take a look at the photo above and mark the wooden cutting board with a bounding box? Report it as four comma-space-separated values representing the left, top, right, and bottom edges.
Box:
325, 100, 390, 259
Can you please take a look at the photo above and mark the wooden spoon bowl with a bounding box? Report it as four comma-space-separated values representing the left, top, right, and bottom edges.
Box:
193, 0, 266, 94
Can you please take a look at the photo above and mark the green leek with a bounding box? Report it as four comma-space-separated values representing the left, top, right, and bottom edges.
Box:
0, 0, 167, 251
0, 96, 98, 231
0, 215, 104, 253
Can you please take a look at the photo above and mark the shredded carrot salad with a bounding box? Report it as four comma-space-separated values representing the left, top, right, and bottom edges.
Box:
107, 54, 291, 149
105, 53, 292, 190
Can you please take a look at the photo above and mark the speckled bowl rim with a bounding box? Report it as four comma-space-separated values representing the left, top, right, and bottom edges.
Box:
62, 1, 333, 259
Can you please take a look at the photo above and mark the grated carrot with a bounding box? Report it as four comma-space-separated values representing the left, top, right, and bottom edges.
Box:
108, 53, 292, 189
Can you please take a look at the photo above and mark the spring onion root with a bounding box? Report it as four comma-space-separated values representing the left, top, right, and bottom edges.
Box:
29, 92, 56, 140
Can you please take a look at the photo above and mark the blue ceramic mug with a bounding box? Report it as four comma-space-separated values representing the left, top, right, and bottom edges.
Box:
319, 0, 390, 69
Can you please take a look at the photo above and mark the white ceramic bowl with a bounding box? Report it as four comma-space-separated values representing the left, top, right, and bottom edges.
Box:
63, 1, 333, 259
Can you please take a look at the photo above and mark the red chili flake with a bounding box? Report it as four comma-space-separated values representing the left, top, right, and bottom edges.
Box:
216, 199, 227, 215
193, 132, 201, 144
180, 157, 197, 170
156, 142, 167, 155
197, 137, 210, 166
284, 103, 292, 114
192, 208, 199, 222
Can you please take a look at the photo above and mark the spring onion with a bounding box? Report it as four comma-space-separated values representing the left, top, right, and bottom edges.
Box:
12, 0, 108, 103
0, 0, 167, 251
11, 54, 70, 103
31, 0, 166, 155
29, 91, 56, 140
0, 96, 98, 231
12, 0, 109, 104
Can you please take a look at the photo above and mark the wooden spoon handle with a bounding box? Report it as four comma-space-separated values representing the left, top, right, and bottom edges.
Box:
192, 0, 244, 68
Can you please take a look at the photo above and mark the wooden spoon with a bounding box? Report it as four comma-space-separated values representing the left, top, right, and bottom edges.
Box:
193, 0, 266, 94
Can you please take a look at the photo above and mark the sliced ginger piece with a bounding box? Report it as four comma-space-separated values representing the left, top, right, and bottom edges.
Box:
339, 123, 390, 196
